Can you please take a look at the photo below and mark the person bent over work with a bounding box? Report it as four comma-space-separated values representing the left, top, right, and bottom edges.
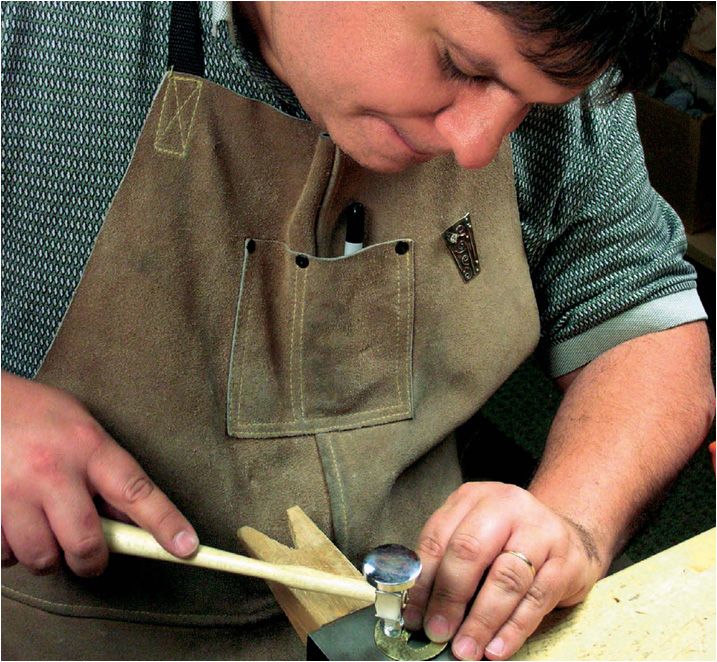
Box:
2, 2, 713, 660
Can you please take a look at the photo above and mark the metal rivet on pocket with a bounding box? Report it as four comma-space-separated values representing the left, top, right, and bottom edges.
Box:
395, 241, 409, 255
296, 254, 310, 268
246, 239, 256, 254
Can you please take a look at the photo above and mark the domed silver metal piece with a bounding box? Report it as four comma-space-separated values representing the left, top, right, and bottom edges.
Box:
362, 544, 422, 593
363, 544, 423, 641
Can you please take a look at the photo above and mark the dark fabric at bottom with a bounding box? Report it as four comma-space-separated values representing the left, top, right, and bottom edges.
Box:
1, 595, 304, 660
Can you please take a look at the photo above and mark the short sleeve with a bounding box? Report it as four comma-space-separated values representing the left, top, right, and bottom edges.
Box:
511, 90, 706, 377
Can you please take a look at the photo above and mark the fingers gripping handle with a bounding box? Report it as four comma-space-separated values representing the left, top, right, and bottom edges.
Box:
101, 518, 376, 602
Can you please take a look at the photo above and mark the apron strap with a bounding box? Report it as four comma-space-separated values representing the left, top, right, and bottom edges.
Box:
168, 1, 205, 77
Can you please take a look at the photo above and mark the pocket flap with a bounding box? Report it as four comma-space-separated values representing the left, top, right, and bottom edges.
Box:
227, 239, 415, 438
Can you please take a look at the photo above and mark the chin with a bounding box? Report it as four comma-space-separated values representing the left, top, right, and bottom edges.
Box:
343, 146, 416, 174
364, 159, 414, 174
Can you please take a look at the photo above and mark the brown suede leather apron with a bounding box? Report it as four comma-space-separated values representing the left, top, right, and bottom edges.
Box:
2, 65, 539, 658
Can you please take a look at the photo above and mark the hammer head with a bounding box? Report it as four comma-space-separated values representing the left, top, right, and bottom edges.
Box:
306, 606, 457, 661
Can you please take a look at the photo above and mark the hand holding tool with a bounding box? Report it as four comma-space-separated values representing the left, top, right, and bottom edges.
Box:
103, 513, 452, 660
101, 517, 376, 602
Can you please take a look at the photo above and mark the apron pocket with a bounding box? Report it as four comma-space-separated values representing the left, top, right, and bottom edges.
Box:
227, 239, 414, 438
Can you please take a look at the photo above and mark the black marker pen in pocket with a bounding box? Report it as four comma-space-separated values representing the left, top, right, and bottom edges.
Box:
342, 201, 365, 256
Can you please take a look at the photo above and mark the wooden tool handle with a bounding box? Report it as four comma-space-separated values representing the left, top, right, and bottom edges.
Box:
101, 518, 376, 603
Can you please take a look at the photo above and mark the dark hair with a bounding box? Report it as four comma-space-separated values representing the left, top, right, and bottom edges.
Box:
480, 2, 698, 98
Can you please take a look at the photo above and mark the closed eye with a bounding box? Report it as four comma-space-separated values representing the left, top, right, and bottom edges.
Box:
439, 49, 490, 86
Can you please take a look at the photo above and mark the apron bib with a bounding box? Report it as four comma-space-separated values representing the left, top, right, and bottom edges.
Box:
2, 16, 539, 654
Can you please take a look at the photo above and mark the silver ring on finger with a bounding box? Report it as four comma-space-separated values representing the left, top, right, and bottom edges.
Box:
502, 550, 536, 578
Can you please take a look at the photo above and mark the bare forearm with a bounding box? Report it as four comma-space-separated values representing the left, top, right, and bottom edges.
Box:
529, 321, 714, 573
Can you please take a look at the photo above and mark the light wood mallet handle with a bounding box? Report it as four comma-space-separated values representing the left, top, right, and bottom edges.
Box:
101, 518, 376, 603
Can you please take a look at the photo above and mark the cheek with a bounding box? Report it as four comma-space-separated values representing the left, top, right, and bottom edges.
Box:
325, 64, 450, 121
349, 52, 454, 118
271, 9, 455, 139
272, 5, 447, 120
281, 49, 375, 126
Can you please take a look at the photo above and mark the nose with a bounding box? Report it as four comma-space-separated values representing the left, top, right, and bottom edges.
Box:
434, 86, 530, 169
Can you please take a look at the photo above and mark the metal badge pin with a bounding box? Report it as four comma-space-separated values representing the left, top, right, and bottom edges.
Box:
363, 544, 448, 661
443, 214, 480, 282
